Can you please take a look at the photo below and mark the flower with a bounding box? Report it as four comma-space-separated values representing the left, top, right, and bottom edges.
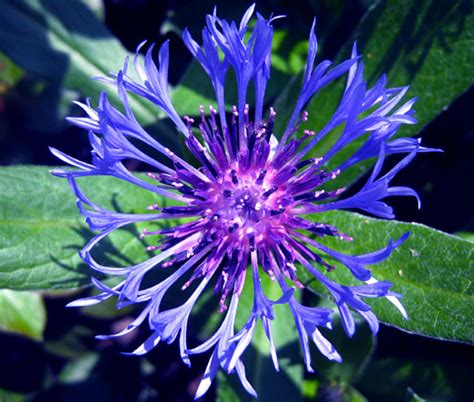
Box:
51, 4, 438, 398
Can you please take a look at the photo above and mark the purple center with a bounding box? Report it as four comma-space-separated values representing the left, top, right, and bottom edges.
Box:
204, 165, 290, 240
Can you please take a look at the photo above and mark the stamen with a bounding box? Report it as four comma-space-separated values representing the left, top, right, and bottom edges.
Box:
230, 169, 239, 184
184, 115, 195, 132
244, 104, 250, 125
295, 158, 314, 170
232, 105, 239, 117
199, 104, 206, 121
262, 186, 278, 199
270, 206, 285, 216
269, 107, 276, 120
147, 172, 160, 180
248, 233, 255, 251
256, 169, 267, 184
331, 169, 341, 180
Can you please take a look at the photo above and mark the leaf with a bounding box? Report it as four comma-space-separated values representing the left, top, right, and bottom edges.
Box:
0, 165, 160, 290
356, 0, 473, 136
172, 60, 221, 116
455, 231, 474, 243
0, 389, 26, 402
344, 386, 368, 402
216, 274, 304, 402
0, 0, 157, 125
58, 353, 100, 383
299, 211, 474, 343
45, 325, 95, 359
216, 373, 243, 402
274, 0, 474, 188
0, 53, 24, 88
0, 289, 46, 340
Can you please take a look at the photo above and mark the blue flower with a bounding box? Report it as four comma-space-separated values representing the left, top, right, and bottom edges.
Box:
51, 4, 439, 398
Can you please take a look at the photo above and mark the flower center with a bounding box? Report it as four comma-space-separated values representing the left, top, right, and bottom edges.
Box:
205, 165, 290, 244
232, 187, 261, 221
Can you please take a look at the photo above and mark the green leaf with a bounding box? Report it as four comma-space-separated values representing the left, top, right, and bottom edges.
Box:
455, 231, 474, 243
355, 0, 473, 136
344, 386, 369, 402
0, 0, 157, 125
172, 60, 221, 116
274, 0, 474, 188
216, 373, 243, 402
0, 289, 46, 340
59, 353, 100, 383
0, 165, 160, 290
299, 211, 474, 343
0, 53, 24, 87
45, 325, 95, 359
0, 389, 26, 402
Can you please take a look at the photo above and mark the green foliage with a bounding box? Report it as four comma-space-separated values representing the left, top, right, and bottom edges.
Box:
0, 165, 157, 290
0, 53, 24, 87
0, 389, 26, 402
455, 231, 474, 243
274, 0, 474, 188
300, 211, 474, 343
0, 0, 158, 125
0, 289, 46, 340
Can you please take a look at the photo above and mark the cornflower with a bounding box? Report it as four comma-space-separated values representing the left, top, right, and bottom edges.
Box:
51, 4, 437, 398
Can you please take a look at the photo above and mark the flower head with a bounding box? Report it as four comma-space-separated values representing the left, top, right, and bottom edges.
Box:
51, 4, 438, 398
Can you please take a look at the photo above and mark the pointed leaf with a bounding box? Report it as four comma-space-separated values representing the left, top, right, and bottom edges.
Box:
0, 165, 159, 290
274, 0, 474, 188
300, 211, 474, 343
